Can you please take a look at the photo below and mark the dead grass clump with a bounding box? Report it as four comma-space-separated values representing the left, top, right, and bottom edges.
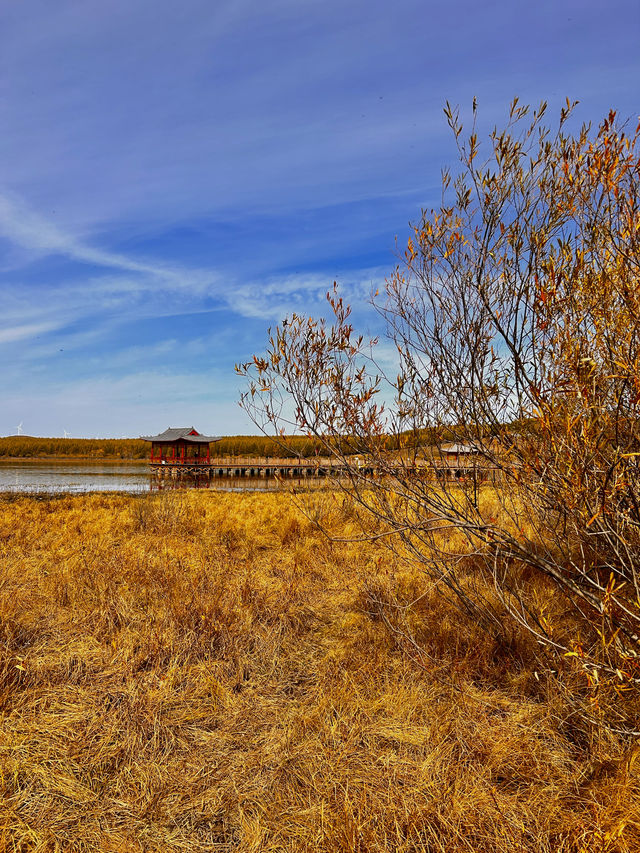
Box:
0, 491, 638, 851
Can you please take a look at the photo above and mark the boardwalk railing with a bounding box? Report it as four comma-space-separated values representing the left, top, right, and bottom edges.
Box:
151, 456, 349, 479
149, 455, 502, 483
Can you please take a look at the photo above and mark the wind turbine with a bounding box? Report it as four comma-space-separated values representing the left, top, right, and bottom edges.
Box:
17, 422, 23, 436
63, 430, 70, 439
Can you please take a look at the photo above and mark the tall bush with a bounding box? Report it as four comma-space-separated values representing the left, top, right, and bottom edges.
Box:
240, 101, 640, 730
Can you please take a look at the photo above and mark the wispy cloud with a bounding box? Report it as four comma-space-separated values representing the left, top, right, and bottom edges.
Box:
226, 270, 386, 321
0, 192, 219, 290
0, 321, 61, 346
0, 189, 388, 353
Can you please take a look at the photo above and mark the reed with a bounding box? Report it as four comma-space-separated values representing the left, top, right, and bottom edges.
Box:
0, 491, 637, 851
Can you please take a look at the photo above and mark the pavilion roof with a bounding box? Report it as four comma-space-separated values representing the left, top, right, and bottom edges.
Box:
140, 426, 222, 444
440, 442, 484, 455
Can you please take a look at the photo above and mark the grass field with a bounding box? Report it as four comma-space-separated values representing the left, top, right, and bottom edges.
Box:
0, 491, 638, 851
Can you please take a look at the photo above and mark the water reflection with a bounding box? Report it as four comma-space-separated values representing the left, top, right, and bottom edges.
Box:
151, 475, 326, 493
0, 460, 325, 494
0, 460, 149, 493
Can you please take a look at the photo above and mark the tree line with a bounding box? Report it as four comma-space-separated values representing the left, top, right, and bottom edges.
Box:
0, 434, 332, 459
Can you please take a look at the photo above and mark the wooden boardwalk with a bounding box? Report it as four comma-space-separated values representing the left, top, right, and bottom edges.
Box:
151, 456, 357, 480
150, 455, 499, 482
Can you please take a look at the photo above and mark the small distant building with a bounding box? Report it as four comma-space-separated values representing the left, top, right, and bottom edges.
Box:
432, 440, 497, 482
439, 442, 484, 461
140, 426, 222, 465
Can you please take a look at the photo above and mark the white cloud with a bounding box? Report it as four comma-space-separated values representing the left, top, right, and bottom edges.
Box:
0, 321, 61, 345
226, 269, 387, 321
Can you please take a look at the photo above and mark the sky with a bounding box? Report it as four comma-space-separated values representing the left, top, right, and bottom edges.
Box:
1, 0, 638, 437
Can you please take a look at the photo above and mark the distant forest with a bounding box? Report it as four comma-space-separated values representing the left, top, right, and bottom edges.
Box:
0, 435, 328, 459
0, 425, 517, 459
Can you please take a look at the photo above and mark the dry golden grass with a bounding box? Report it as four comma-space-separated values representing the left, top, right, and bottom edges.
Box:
0, 490, 638, 852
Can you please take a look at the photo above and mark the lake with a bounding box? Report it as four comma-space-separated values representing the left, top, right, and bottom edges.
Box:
0, 459, 151, 493
0, 460, 300, 494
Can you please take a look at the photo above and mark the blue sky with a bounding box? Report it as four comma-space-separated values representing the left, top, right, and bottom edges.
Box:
1, 0, 638, 437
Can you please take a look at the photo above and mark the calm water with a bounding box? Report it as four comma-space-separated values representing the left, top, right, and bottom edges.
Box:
0, 460, 301, 494
0, 460, 150, 493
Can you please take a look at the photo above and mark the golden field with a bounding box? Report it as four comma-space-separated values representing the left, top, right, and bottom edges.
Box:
0, 490, 638, 852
